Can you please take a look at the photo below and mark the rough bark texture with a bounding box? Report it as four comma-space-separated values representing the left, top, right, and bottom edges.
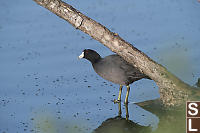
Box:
33, 0, 200, 106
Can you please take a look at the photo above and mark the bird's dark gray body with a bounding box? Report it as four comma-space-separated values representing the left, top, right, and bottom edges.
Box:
79, 49, 150, 104
92, 54, 148, 85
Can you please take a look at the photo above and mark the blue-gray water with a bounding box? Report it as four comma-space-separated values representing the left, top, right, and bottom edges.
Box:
0, 0, 200, 133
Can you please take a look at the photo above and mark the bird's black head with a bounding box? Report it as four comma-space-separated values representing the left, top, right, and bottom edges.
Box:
79, 49, 101, 64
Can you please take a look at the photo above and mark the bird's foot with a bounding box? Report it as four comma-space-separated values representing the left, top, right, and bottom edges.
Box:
113, 99, 121, 104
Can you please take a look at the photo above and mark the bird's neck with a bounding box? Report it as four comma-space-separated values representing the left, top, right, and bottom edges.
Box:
88, 56, 101, 64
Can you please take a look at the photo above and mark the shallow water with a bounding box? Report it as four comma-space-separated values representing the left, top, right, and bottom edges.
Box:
0, 0, 200, 133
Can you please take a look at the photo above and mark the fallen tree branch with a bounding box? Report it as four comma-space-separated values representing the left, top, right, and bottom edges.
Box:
33, 0, 200, 106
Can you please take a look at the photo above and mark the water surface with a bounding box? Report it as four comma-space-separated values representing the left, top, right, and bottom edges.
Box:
0, 0, 200, 133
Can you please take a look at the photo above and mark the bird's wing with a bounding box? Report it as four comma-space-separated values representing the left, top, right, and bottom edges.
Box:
108, 55, 148, 79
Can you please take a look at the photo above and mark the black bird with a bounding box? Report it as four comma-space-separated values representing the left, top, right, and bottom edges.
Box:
79, 49, 150, 104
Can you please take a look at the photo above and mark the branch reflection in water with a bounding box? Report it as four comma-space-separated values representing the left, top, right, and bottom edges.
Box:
136, 100, 186, 133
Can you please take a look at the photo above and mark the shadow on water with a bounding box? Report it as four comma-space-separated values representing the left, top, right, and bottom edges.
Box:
93, 101, 186, 133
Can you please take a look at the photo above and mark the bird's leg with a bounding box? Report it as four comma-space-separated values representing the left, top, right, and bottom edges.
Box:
114, 85, 123, 103
124, 85, 130, 104
118, 85, 123, 101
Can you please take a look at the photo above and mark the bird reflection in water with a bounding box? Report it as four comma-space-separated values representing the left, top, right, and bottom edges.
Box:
93, 103, 151, 133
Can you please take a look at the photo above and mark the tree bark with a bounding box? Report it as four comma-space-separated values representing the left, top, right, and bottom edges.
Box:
33, 0, 200, 107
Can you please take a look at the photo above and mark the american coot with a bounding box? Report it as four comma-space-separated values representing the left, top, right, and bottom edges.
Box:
79, 49, 150, 104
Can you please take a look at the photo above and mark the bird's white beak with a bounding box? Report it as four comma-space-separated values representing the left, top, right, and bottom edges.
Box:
78, 52, 84, 59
